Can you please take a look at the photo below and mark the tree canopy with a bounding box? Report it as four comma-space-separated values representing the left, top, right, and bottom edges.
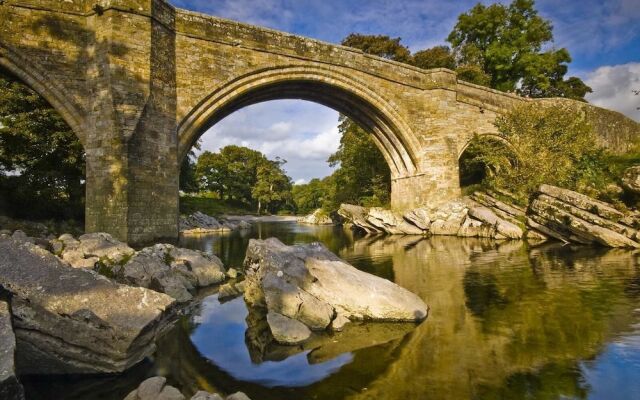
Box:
446, 0, 591, 100
192, 145, 293, 214
340, 0, 591, 101
0, 69, 85, 221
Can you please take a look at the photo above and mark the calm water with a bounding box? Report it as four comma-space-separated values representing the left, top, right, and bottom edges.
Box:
23, 222, 640, 400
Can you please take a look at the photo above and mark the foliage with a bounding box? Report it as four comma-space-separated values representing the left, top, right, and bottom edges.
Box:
180, 140, 200, 193
193, 145, 293, 214
326, 117, 391, 208
0, 69, 85, 221
341, 34, 412, 63
447, 0, 591, 100
252, 157, 293, 214
413, 46, 456, 70
462, 102, 615, 204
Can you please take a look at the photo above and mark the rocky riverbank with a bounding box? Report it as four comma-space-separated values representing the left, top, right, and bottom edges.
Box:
180, 212, 252, 234
334, 184, 640, 248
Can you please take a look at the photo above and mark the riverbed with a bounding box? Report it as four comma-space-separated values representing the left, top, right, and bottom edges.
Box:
22, 221, 640, 400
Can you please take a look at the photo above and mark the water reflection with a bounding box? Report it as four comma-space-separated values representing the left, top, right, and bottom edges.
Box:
176, 224, 640, 400
23, 223, 640, 400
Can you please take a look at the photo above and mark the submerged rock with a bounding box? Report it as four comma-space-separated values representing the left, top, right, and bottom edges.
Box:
0, 301, 24, 400
266, 311, 311, 345
243, 238, 427, 344
0, 237, 175, 374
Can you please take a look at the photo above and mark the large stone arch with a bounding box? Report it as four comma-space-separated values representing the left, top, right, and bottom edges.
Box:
177, 65, 421, 179
0, 45, 87, 146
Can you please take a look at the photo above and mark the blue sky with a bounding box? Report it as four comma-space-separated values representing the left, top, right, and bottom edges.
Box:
172, 0, 640, 183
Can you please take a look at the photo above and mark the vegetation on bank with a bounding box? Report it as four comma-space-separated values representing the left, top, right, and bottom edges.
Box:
461, 103, 640, 208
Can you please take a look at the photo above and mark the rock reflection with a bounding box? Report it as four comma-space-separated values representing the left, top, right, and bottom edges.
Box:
29, 223, 640, 399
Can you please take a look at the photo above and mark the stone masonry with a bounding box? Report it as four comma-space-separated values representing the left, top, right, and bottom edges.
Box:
0, 0, 638, 244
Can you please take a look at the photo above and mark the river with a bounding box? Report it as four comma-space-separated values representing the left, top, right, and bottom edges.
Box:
22, 221, 640, 400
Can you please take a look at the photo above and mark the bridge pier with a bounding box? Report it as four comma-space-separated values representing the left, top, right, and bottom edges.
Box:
391, 170, 461, 211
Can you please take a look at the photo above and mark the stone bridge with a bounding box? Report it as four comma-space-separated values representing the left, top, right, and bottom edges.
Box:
1, 0, 638, 244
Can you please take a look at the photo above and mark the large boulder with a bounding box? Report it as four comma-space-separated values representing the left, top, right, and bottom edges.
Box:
109, 244, 226, 302
0, 237, 176, 374
0, 301, 24, 400
528, 185, 640, 248
243, 238, 427, 344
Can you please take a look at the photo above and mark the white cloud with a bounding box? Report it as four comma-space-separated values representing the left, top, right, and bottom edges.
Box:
585, 62, 640, 122
294, 178, 307, 185
198, 100, 340, 182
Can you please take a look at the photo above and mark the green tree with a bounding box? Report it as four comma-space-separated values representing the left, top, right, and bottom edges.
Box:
342, 34, 412, 63
195, 145, 266, 204
327, 117, 391, 208
292, 176, 334, 214
180, 140, 200, 193
0, 69, 85, 221
447, 0, 591, 100
252, 157, 293, 214
413, 45, 456, 70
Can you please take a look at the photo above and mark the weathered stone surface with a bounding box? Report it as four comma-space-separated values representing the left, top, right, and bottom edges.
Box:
622, 165, 640, 194
528, 187, 640, 248
226, 392, 252, 400
266, 311, 312, 345
338, 204, 382, 234
243, 238, 428, 338
124, 377, 185, 400
467, 206, 524, 239
191, 392, 223, 400
180, 212, 250, 234
0, 301, 24, 400
111, 244, 226, 302
56, 233, 134, 269
367, 208, 424, 235
125, 377, 248, 400
297, 209, 336, 225
402, 208, 431, 230
218, 281, 245, 302
538, 184, 624, 221
0, 237, 175, 374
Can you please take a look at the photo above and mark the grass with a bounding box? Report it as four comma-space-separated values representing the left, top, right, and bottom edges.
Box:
179, 195, 256, 217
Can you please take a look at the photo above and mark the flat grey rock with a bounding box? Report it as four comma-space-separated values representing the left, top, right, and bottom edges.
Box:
0, 237, 175, 374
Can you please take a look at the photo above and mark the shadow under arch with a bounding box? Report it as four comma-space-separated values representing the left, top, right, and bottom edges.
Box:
177, 66, 420, 179
0, 45, 87, 146
457, 133, 517, 188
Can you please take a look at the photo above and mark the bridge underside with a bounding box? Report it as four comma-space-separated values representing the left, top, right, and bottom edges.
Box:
1, 0, 638, 245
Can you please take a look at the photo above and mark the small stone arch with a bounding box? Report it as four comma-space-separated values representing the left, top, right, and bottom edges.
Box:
457, 133, 515, 161
0, 45, 87, 146
177, 65, 421, 179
